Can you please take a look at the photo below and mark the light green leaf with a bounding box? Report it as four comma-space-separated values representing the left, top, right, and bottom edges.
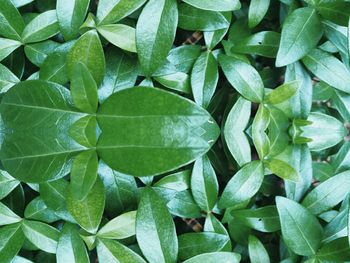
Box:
66, 176, 105, 234
302, 48, 350, 93
248, 235, 270, 263
276, 7, 323, 67
96, 238, 146, 263
24, 40, 60, 67
252, 104, 270, 159
136, 0, 178, 76
96, 0, 147, 25
219, 161, 264, 209
219, 54, 264, 102
0, 202, 21, 226
0, 0, 25, 40
183, 0, 240, 11
24, 197, 60, 223
248, 0, 270, 28
67, 30, 106, 86
22, 220, 60, 254
70, 62, 98, 113
21, 10, 59, 43
265, 159, 300, 182
136, 187, 178, 263
264, 81, 300, 105
0, 38, 21, 61
68, 115, 97, 148
56, 0, 90, 40
98, 24, 136, 53
0, 171, 19, 199
276, 196, 323, 256
178, 3, 229, 31
191, 155, 218, 212
154, 72, 191, 94
0, 63, 19, 92
56, 223, 89, 263
96, 87, 219, 177
178, 232, 229, 261
183, 252, 241, 263
302, 170, 350, 215
70, 150, 98, 201
191, 51, 218, 109
154, 170, 190, 191
97, 210, 136, 239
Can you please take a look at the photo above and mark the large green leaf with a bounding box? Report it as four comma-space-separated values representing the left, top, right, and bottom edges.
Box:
183, 0, 240, 11
0, 80, 85, 182
136, 187, 178, 263
67, 30, 105, 86
219, 54, 264, 103
0, 0, 25, 41
136, 0, 178, 76
219, 161, 264, 209
276, 196, 323, 256
96, 0, 147, 25
302, 48, 350, 93
316, 1, 350, 26
183, 252, 241, 263
96, 87, 219, 177
302, 170, 350, 215
56, 223, 89, 263
276, 7, 323, 67
56, 0, 90, 40
66, 176, 105, 234
21, 10, 59, 43
316, 237, 350, 261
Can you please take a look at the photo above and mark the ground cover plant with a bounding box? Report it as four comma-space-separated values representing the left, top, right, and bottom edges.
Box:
0, 0, 350, 262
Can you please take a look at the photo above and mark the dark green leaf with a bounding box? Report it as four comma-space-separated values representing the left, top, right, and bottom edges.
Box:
0, 223, 25, 263
0, 0, 25, 40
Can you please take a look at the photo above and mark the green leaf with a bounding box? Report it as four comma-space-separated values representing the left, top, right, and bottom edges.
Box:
0, 80, 85, 182
231, 31, 280, 58
248, 0, 270, 28
96, 238, 146, 263
97, 210, 136, 239
136, 0, 178, 76
191, 51, 218, 108
96, 87, 219, 176
252, 105, 270, 159
70, 62, 98, 113
231, 205, 281, 233
178, 232, 229, 261
204, 12, 231, 50
316, 237, 350, 261
154, 72, 191, 94
0, 202, 21, 226
302, 170, 350, 215
24, 40, 60, 67
21, 10, 59, 43
204, 214, 232, 251
24, 197, 60, 223
219, 161, 264, 209
0, 38, 21, 61
265, 159, 300, 182
0, 223, 25, 263
276, 7, 323, 67
182, 0, 240, 11
224, 96, 251, 166
0, 63, 19, 92
70, 150, 98, 201
183, 252, 241, 263
302, 48, 350, 93
191, 155, 218, 212
96, 0, 147, 25
68, 115, 97, 148
248, 235, 270, 263
67, 30, 106, 86
276, 196, 323, 256
316, 1, 350, 26
154, 170, 190, 191
264, 81, 300, 105
219, 54, 264, 103
22, 220, 59, 254
178, 3, 230, 31
136, 187, 177, 263
56, 0, 90, 40
66, 176, 105, 234
98, 24, 136, 53
0, 0, 25, 40
167, 190, 202, 218
56, 223, 89, 263
301, 112, 347, 151
0, 171, 20, 199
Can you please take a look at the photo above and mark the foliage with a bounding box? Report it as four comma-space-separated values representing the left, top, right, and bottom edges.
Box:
0, 0, 350, 262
